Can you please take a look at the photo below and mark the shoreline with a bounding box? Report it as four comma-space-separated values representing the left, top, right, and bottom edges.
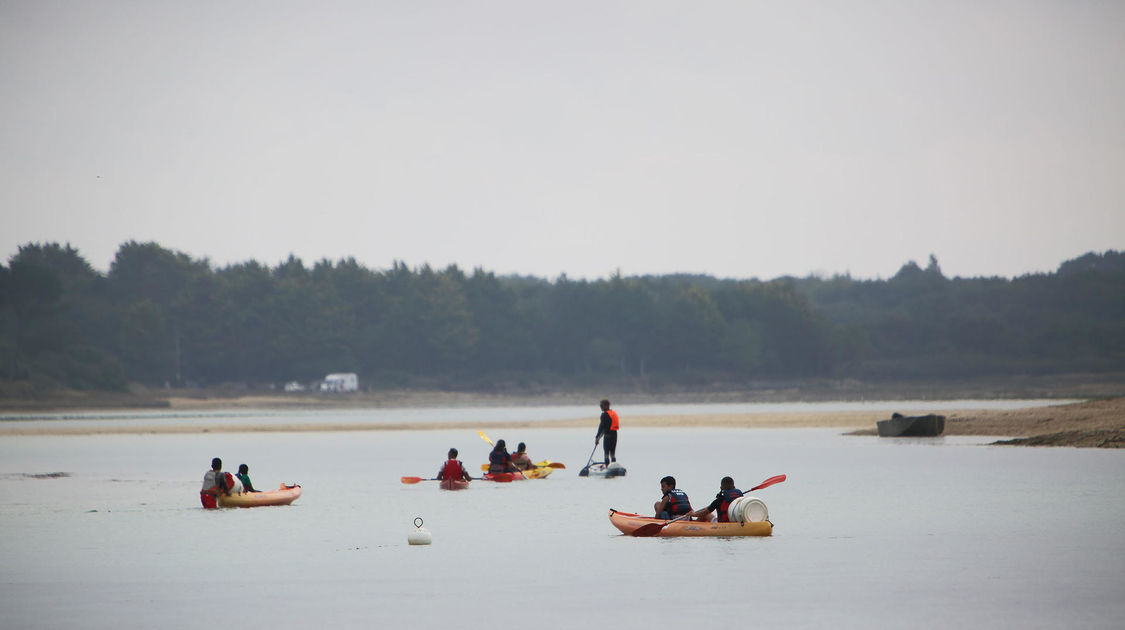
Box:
1, 397, 1122, 448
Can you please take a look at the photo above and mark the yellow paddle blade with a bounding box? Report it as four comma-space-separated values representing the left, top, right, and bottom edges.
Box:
477, 431, 494, 446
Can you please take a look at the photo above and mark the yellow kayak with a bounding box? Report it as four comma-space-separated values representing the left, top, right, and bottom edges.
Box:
479, 464, 554, 479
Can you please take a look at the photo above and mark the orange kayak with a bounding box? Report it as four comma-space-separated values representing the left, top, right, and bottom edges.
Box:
608, 509, 772, 537
217, 484, 301, 508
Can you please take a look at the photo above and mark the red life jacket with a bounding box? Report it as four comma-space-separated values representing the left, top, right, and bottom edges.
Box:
441, 459, 464, 480
717, 488, 744, 522
607, 409, 620, 431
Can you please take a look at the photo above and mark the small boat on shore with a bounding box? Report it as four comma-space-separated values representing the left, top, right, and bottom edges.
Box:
217, 484, 301, 508
877, 413, 946, 437
608, 509, 772, 537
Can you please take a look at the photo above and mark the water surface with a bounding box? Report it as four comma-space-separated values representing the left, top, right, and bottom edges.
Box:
1, 413, 1121, 629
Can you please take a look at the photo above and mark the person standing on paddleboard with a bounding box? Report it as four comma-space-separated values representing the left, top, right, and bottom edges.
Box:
595, 399, 619, 466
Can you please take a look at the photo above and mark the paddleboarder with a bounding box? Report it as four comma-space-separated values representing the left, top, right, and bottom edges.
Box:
595, 399, 619, 466
686, 476, 743, 522
653, 475, 692, 519
437, 448, 472, 482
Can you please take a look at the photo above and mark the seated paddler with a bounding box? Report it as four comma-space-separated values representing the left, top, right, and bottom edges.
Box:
687, 476, 743, 522
653, 475, 692, 519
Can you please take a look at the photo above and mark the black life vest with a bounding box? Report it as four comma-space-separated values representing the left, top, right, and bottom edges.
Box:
717, 488, 744, 522
488, 450, 511, 473
666, 489, 692, 516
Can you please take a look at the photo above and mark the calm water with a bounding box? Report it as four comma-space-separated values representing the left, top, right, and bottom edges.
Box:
1, 410, 1123, 629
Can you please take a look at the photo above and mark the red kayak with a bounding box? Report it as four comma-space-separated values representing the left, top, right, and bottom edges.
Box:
439, 478, 470, 490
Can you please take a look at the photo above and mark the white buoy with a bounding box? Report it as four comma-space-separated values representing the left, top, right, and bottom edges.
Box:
408, 517, 432, 545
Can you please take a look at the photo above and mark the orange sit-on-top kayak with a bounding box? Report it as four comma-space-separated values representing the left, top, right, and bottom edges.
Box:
217, 484, 301, 508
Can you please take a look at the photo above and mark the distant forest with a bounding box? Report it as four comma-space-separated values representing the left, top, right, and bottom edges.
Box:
1, 241, 1123, 392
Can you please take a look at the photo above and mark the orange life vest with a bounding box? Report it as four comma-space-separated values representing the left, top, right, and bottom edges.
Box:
607, 409, 620, 431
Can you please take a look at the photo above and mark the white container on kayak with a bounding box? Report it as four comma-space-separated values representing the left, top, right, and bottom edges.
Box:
731, 496, 768, 522
408, 517, 432, 545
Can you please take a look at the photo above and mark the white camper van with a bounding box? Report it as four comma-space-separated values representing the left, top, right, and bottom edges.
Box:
320, 373, 358, 392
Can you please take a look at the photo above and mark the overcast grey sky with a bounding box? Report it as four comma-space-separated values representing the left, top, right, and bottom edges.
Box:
2, 1, 1122, 280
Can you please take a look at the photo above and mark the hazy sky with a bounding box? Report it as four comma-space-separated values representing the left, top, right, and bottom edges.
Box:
3, 1, 1123, 281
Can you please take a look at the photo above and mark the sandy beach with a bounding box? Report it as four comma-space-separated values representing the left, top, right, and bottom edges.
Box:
2, 395, 1122, 447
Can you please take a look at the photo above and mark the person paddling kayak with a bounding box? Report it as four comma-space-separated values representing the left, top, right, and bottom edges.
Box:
488, 440, 518, 474
511, 442, 534, 471
595, 399, 619, 466
438, 448, 472, 482
687, 476, 743, 522
653, 475, 692, 519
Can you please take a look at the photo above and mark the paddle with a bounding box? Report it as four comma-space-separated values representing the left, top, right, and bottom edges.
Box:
577, 443, 599, 477
401, 476, 479, 484
631, 512, 693, 537
630, 474, 787, 537
536, 460, 566, 469
478, 431, 527, 480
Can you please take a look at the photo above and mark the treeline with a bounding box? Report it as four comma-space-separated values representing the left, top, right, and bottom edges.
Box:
1, 242, 1122, 392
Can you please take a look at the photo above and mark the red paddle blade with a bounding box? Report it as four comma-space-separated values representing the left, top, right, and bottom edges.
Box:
401, 476, 424, 484
547, 462, 566, 469
491, 473, 513, 482
748, 474, 787, 491
630, 523, 666, 537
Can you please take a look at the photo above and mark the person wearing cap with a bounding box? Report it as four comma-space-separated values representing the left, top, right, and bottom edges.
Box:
687, 476, 744, 522
511, 442, 534, 471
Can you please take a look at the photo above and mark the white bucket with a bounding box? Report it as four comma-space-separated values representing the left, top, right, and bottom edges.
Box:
737, 496, 768, 522
727, 497, 746, 522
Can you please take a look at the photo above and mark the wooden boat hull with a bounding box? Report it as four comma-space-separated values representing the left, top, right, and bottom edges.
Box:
877, 414, 945, 437
608, 509, 772, 537
217, 484, 301, 508
439, 478, 470, 490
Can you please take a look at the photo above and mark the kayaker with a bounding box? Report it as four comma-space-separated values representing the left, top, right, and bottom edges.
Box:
200, 457, 240, 509
437, 448, 472, 482
511, 442, 534, 471
236, 463, 260, 493
488, 440, 518, 474
653, 475, 692, 519
594, 399, 619, 466
687, 476, 743, 522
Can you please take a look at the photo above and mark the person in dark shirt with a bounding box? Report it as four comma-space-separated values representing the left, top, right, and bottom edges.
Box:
488, 439, 518, 474
595, 399, 619, 466
688, 476, 744, 522
236, 463, 259, 493
653, 475, 692, 519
